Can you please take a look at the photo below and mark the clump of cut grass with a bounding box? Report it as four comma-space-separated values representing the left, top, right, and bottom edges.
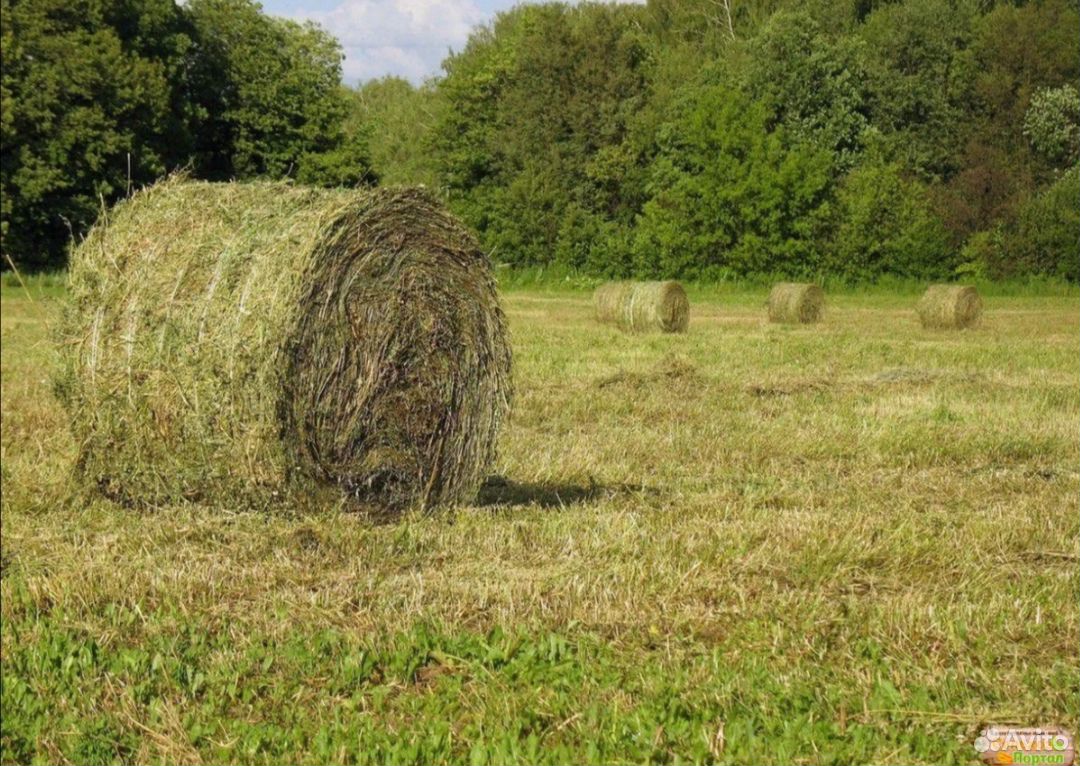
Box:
55, 177, 512, 513
917, 284, 983, 329
593, 281, 689, 333
768, 283, 825, 324
595, 355, 698, 390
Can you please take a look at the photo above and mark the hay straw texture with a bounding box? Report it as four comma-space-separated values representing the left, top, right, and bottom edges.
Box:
768, 283, 825, 324
56, 178, 512, 512
593, 281, 689, 333
916, 285, 983, 329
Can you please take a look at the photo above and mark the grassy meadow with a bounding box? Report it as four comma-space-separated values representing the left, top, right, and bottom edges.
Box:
1, 277, 1078, 764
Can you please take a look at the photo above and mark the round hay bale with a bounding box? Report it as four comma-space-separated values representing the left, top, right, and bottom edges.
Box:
917, 285, 983, 329
593, 281, 689, 333
768, 283, 825, 323
56, 178, 512, 513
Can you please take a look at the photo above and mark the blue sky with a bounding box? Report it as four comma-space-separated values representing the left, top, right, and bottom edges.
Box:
260, 0, 532, 84
261, 0, 642, 85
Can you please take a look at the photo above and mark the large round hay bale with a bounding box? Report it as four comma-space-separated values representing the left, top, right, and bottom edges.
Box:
56, 178, 512, 513
768, 283, 825, 323
916, 285, 983, 329
593, 281, 689, 333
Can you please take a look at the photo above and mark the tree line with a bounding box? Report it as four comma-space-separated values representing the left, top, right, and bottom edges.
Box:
3, 0, 1078, 280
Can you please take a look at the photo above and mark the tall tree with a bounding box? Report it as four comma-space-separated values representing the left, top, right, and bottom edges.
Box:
633, 86, 834, 278
933, 0, 1079, 245
859, 0, 977, 182
348, 77, 442, 187
185, 0, 357, 182
1, 0, 192, 268
740, 10, 871, 170
431, 2, 650, 266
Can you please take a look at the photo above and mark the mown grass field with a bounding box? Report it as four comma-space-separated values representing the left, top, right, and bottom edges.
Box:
2, 278, 1078, 764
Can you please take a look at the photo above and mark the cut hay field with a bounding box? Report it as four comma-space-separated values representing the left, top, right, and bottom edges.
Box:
2, 279, 1078, 765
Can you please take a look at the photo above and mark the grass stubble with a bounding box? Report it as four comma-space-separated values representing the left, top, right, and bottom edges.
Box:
1, 277, 1078, 764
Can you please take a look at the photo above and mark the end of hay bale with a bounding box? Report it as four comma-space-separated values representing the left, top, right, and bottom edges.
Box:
917, 285, 983, 329
593, 280, 689, 333
768, 283, 825, 324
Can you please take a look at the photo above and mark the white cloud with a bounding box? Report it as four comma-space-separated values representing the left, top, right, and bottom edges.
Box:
281, 0, 486, 84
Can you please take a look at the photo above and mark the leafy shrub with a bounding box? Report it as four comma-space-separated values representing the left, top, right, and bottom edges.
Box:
983, 167, 1079, 281
297, 130, 378, 189
824, 157, 954, 279
633, 88, 834, 279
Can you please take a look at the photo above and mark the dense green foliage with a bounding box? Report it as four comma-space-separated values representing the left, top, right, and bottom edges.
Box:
185, 0, 362, 183
1023, 85, 1080, 168
825, 156, 954, 280
1, 0, 193, 267
633, 88, 834, 279
348, 77, 442, 187
417, 0, 1078, 281
2, 0, 1077, 277
973, 167, 1080, 281
430, 3, 651, 269
1, 0, 374, 269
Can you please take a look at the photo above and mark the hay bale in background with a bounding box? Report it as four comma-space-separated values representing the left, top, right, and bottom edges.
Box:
917, 285, 983, 329
56, 178, 512, 513
768, 283, 825, 323
593, 281, 689, 333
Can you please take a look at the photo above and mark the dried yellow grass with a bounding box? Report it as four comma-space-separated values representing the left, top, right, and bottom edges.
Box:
917, 285, 983, 329
55, 178, 512, 513
768, 283, 825, 323
593, 281, 689, 333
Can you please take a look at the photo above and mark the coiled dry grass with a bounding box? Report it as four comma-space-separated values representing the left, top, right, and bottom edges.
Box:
56, 178, 512, 513
593, 281, 689, 333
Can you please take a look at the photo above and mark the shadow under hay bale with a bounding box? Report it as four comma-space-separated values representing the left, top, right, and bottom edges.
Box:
593, 281, 689, 333
768, 283, 824, 323
476, 475, 661, 509
476, 476, 603, 508
917, 285, 983, 329
56, 178, 512, 514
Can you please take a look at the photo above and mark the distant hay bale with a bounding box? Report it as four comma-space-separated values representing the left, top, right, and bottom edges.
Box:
593, 281, 689, 333
917, 285, 983, 329
56, 178, 512, 513
768, 283, 825, 324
